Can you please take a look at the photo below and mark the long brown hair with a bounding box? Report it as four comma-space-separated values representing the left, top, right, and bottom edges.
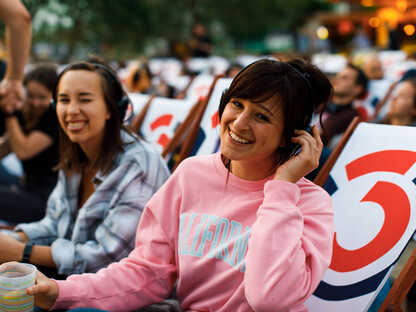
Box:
53, 62, 134, 175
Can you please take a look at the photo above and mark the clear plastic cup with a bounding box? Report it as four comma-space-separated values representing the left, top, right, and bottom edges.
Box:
0, 262, 37, 312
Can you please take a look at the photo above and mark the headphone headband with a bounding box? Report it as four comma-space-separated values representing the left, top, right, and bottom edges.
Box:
285, 63, 313, 94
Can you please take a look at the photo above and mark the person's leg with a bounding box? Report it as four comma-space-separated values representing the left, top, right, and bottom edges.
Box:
0, 162, 20, 186
0, 185, 47, 223
35, 307, 109, 312
68, 309, 110, 312
34, 307, 66, 312
36, 265, 67, 280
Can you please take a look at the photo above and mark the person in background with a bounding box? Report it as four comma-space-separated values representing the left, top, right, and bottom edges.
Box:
380, 78, 416, 126
125, 59, 174, 98
0, 61, 170, 279
351, 26, 372, 51
0, 64, 59, 224
30, 58, 334, 312
320, 63, 368, 146
124, 59, 154, 94
306, 63, 368, 181
225, 62, 244, 78
188, 23, 213, 58
0, 0, 31, 115
361, 52, 384, 81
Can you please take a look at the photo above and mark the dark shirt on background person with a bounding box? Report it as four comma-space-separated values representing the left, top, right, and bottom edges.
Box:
188, 23, 213, 58
321, 102, 359, 146
0, 106, 59, 224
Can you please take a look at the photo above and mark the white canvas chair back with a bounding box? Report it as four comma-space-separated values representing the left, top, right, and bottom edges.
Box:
378, 50, 408, 80
354, 79, 394, 121
311, 53, 348, 75
190, 77, 232, 157
128, 92, 153, 118
139, 97, 194, 153
148, 58, 183, 79
183, 74, 215, 102
306, 122, 416, 312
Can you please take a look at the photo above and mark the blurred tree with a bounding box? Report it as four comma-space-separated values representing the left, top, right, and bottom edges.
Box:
19, 0, 328, 62
24, 0, 152, 61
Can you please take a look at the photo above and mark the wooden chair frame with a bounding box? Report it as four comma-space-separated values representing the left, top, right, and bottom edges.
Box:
161, 99, 203, 159
168, 75, 222, 172
129, 94, 155, 133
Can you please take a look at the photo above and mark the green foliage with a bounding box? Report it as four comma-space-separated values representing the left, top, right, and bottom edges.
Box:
20, 0, 324, 61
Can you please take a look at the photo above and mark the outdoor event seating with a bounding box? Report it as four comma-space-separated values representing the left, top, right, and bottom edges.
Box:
306, 117, 416, 312
165, 76, 232, 171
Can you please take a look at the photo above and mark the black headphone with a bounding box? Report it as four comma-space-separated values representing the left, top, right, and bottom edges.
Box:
50, 62, 130, 123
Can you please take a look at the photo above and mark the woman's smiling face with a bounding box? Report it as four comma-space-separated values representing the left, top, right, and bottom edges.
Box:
56, 70, 111, 159
220, 96, 285, 179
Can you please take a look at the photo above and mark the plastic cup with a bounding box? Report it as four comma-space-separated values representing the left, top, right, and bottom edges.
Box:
0, 262, 36, 312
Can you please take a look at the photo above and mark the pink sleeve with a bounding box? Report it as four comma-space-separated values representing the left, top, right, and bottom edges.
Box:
244, 180, 334, 312
52, 207, 177, 312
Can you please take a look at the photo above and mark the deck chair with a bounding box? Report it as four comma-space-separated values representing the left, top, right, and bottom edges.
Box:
354, 79, 394, 122
174, 75, 196, 99
371, 81, 399, 121
179, 73, 215, 102
130, 96, 196, 154
127, 92, 155, 129
305, 117, 416, 312
168, 76, 232, 171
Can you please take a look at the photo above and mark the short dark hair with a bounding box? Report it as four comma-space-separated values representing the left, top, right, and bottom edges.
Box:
347, 63, 368, 98
54, 61, 134, 175
219, 58, 333, 166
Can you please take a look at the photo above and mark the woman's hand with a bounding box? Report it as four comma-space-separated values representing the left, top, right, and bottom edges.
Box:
0, 78, 24, 114
0, 233, 25, 263
274, 125, 323, 183
27, 270, 59, 310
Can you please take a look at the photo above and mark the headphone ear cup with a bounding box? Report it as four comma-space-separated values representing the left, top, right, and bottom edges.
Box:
219, 88, 229, 120
50, 99, 56, 111
220, 88, 228, 107
117, 96, 130, 123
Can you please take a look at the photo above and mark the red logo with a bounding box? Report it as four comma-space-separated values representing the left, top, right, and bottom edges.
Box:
330, 150, 416, 272
150, 114, 174, 148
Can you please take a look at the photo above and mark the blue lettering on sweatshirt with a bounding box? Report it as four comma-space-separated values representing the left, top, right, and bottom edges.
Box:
178, 213, 250, 272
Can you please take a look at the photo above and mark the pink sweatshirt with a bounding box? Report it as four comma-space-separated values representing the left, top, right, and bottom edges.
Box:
53, 152, 334, 312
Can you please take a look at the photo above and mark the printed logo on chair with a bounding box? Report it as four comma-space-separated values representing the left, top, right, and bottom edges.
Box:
140, 97, 194, 153
305, 123, 416, 312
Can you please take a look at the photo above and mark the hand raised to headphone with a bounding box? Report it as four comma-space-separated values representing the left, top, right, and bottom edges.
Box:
273, 125, 322, 183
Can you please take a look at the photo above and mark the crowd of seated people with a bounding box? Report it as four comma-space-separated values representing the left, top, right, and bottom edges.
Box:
0, 64, 59, 224
0, 48, 415, 311
0, 61, 170, 281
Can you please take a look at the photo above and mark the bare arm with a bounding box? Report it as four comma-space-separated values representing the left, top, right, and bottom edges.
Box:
0, 233, 56, 268
27, 245, 56, 268
0, 135, 11, 159
4, 116, 53, 160
0, 0, 32, 113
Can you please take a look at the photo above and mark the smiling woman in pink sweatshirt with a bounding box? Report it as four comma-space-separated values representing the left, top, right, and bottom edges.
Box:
29, 58, 334, 312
